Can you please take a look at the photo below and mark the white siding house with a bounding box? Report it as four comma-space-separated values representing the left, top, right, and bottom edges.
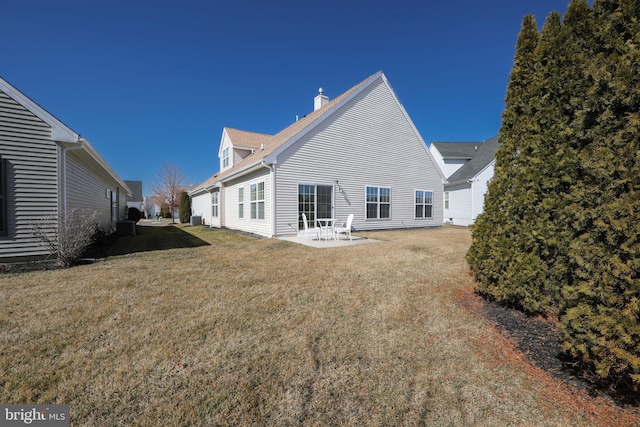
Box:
190, 72, 445, 238
0, 77, 131, 262
429, 136, 499, 226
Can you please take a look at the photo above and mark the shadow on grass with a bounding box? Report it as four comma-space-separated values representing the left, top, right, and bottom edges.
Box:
85, 225, 211, 258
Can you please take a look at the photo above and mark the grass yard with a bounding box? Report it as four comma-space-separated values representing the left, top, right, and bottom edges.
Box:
1, 225, 638, 426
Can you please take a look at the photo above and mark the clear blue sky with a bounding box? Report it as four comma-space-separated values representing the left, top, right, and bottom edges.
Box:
2, 0, 572, 195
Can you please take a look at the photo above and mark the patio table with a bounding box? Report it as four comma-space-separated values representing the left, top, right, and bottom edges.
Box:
316, 218, 336, 241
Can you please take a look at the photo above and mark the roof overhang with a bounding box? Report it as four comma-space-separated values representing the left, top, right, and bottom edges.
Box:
219, 161, 271, 183
0, 77, 79, 143
1, 77, 131, 196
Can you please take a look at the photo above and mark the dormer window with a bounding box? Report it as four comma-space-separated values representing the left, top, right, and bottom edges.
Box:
222, 147, 230, 168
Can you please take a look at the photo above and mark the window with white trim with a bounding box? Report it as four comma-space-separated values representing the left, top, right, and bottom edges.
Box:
238, 187, 244, 219
250, 182, 265, 220
222, 147, 230, 168
415, 190, 433, 219
444, 191, 450, 210
366, 186, 391, 219
211, 191, 219, 218
111, 189, 117, 222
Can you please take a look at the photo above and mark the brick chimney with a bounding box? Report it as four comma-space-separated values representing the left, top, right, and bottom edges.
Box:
314, 87, 329, 111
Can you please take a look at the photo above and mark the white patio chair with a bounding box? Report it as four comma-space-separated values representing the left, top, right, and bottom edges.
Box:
335, 214, 354, 241
316, 218, 328, 241
301, 213, 318, 241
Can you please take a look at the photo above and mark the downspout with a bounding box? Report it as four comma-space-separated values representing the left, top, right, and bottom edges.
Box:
59, 137, 86, 217
262, 160, 276, 238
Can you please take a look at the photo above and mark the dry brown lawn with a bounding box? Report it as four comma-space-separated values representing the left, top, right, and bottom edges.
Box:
1, 226, 637, 426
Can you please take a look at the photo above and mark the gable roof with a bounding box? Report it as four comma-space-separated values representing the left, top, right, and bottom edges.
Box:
191, 70, 444, 195
192, 71, 384, 194
0, 76, 131, 195
222, 71, 382, 181
223, 127, 272, 151
0, 77, 79, 143
443, 136, 500, 183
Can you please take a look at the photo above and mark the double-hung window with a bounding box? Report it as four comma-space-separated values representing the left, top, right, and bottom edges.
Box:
238, 187, 244, 219
250, 182, 265, 220
0, 158, 6, 236
211, 191, 219, 218
415, 190, 433, 219
222, 147, 230, 168
444, 191, 450, 210
366, 186, 391, 219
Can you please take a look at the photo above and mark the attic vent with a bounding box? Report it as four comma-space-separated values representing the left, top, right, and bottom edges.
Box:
474, 145, 478, 151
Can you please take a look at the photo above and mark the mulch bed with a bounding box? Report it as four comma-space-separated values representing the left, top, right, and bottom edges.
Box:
457, 288, 640, 425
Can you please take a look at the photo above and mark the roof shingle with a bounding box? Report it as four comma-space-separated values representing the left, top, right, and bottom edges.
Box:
193, 71, 382, 192
440, 136, 500, 183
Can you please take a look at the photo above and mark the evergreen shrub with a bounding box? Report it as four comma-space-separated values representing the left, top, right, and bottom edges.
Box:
468, 0, 640, 392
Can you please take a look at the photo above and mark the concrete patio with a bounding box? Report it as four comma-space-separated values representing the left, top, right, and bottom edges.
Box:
277, 233, 382, 248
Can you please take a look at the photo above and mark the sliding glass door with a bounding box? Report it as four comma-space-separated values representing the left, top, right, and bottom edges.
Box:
298, 184, 333, 230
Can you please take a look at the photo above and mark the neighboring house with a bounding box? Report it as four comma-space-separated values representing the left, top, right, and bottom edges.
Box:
190, 71, 445, 238
142, 196, 161, 220
429, 136, 499, 226
0, 77, 131, 262
125, 180, 144, 214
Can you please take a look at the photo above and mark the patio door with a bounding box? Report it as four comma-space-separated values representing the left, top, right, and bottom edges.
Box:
298, 184, 333, 230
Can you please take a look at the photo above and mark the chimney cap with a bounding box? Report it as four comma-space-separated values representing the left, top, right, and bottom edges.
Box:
318, 87, 324, 94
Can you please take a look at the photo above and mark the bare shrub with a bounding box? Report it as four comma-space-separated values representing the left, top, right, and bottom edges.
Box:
31, 209, 100, 267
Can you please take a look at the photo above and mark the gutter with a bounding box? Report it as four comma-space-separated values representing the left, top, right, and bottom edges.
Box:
218, 160, 268, 184
444, 178, 476, 187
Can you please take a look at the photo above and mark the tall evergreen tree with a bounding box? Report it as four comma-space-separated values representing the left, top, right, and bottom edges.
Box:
179, 190, 191, 224
560, 0, 640, 391
469, 0, 640, 391
517, 1, 596, 313
508, 11, 572, 313
467, 15, 540, 309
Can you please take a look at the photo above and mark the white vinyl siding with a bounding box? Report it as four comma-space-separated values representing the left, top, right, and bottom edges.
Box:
272, 75, 443, 235
473, 162, 494, 220
442, 159, 468, 177
0, 90, 58, 260
222, 168, 272, 236
442, 162, 494, 226
191, 190, 212, 226
443, 182, 472, 226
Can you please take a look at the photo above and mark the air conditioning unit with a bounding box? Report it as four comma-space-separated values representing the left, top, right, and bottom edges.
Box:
190, 216, 202, 226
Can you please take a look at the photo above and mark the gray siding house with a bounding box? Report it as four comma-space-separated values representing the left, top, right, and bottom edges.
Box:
125, 180, 144, 214
190, 72, 445, 237
0, 77, 131, 262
